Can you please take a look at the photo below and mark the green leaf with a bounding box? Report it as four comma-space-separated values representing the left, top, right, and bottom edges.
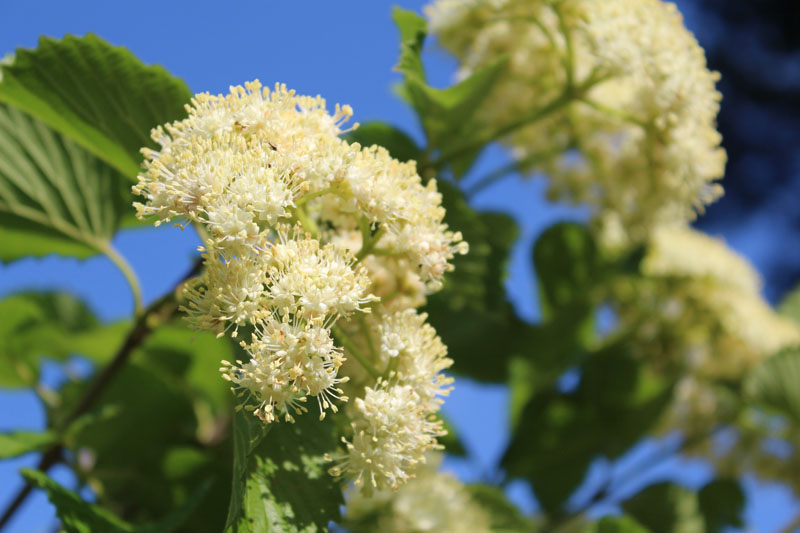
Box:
392, 7, 427, 82
779, 283, 800, 325
437, 412, 467, 456
345, 122, 421, 163
697, 478, 745, 532
424, 182, 522, 382
467, 484, 533, 532
55, 359, 204, 525
409, 56, 507, 152
0, 103, 134, 260
0, 430, 57, 458
0, 292, 127, 387
22, 469, 211, 533
533, 222, 600, 319
503, 347, 673, 515
226, 412, 343, 532
585, 516, 650, 533
22, 469, 133, 533
745, 347, 800, 424
225, 405, 271, 530
0, 34, 191, 179
622, 482, 705, 533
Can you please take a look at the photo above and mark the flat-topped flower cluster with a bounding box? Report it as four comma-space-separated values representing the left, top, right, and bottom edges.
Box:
133, 80, 466, 492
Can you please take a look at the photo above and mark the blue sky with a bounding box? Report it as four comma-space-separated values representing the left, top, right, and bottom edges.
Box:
0, 1, 797, 531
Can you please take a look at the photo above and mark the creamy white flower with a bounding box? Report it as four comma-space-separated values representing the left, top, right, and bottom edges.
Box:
344, 453, 493, 533
427, 0, 726, 243
330, 382, 445, 493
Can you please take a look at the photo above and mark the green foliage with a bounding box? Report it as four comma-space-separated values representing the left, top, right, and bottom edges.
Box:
391, 8, 507, 177
345, 122, 421, 163
586, 516, 650, 533
22, 469, 134, 533
745, 347, 800, 424
503, 347, 673, 515
622, 479, 743, 533
424, 181, 522, 382
0, 292, 128, 387
226, 412, 343, 532
698, 478, 745, 532
0, 103, 134, 260
779, 283, 800, 324
22, 469, 211, 533
0, 431, 57, 458
467, 484, 534, 532
0, 34, 191, 179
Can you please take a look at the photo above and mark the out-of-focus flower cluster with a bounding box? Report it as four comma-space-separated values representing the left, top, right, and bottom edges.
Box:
605, 227, 800, 470
343, 453, 492, 532
426, 0, 726, 245
133, 80, 467, 492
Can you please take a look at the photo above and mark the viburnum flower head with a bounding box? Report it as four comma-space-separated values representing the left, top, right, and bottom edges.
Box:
133, 80, 465, 493
427, 0, 726, 244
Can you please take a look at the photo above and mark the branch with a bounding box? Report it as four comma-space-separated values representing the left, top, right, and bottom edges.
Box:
0, 258, 202, 531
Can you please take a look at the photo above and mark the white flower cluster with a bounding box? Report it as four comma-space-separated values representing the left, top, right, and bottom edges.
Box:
329, 310, 453, 492
608, 227, 800, 433
133, 81, 465, 487
344, 453, 493, 532
427, 0, 726, 244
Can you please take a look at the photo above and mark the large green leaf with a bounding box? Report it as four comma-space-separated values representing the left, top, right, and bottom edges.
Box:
0, 292, 128, 387
0, 34, 191, 179
226, 413, 343, 532
0, 430, 57, 459
0, 103, 136, 260
503, 347, 673, 515
22, 469, 133, 533
745, 347, 800, 424
424, 181, 522, 382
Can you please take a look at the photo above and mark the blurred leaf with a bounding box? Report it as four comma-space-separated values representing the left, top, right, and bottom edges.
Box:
0, 103, 136, 261
745, 347, 800, 424
346, 122, 421, 163
22, 469, 211, 533
0, 430, 57, 458
622, 482, 705, 533
503, 347, 673, 515
697, 478, 745, 532
0, 292, 128, 387
22, 469, 133, 533
52, 321, 236, 529
226, 413, 343, 532
533, 222, 599, 319
390, 8, 505, 176
0, 34, 191, 179
392, 7, 427, 82
424, 182, 522, 382
467, 484, 533, 532
585, 516, 650, 533
437, 413, 467, 457
779, 283, 800, 325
